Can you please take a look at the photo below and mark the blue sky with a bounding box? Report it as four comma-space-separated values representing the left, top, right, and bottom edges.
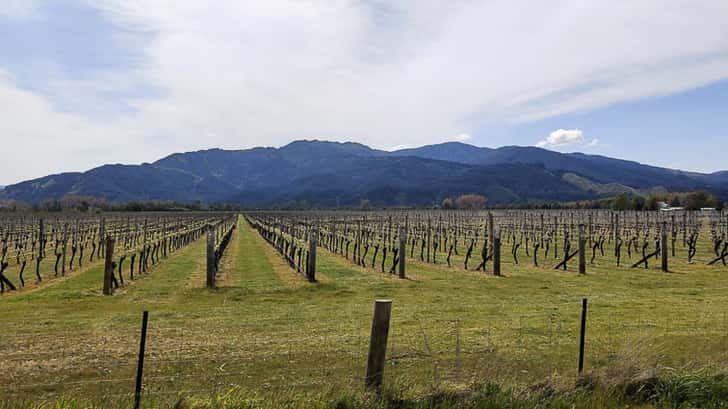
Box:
1, 1, 727, 185
487, 79, 728, 172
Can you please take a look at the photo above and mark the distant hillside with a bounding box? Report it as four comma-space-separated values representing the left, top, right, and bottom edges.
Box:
2, 140, 726, 207
392, 142, 708, 190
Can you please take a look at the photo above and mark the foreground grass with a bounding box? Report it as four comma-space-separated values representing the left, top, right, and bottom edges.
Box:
11, 367, 728, 409
1, 215, 728, 407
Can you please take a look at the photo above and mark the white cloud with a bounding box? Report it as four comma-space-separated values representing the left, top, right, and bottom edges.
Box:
0, 70, 136, 182
0, 0, 43, 19
2, 0, 728, 183
452, 133, 472, 142
387, 145, 410, 151
587, 138, 600, 147
537, 129, 584, 147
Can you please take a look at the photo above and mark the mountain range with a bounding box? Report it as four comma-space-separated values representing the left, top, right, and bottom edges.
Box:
2, 140, 727, 207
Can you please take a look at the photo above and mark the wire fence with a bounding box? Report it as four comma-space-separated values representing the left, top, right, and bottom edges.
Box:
1, 300, 728, 405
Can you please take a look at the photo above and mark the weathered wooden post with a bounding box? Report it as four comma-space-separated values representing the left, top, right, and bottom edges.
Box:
355, 219, 361, 265
103, 236, 115, 295
578, 224, 586, 275
661, 221, 668, 272
141, 219, 149, 273
366, 299, 392, 391
38, 218, 44, 259
206, 225, 215, 288
162, 218, 167, 258
426, 218, 432, 263
588, 213, 593, 247
488, 212, 494, 251
307, 228, 317, 282
614, 213, 620, 257
671, 214, 677, 257
61, 223, 68, 276
398, 226, 406, 279
99, 217, 106, 258
493, 225, 501, 276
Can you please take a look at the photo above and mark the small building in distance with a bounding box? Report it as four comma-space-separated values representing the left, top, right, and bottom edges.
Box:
657, 201, 685, 212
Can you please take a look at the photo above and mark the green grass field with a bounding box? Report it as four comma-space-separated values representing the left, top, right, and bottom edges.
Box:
2, 215, 728, 408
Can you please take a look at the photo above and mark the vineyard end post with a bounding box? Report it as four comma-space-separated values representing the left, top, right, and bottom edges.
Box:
493, 225, 501, 276
308, 228, 317, 282
398, 226, 406, 279
206, 225, 215, 288
102, 236, 115, 295
661, 221, 668, 272
366, 299, 392, 392
578, 224, 586, 275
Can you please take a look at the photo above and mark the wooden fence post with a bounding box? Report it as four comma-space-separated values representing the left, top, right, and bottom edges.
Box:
206, 225, 215, 288
99, 218, 106, 258
488, 212, 494, 252
134, 311, 149, 409
426, 218, 432, 263
366, 299, 392, 391
614, 213, 620, 257
61, 224, 68, 276
308, 228, 317, 282
103, 236, 115, 295
578, 224, 586, 275
578, 298, 588, 374
398, 226, 406, 279
493, 225, 501, 276
661, 222, 668, 272
38, 218, 44, 260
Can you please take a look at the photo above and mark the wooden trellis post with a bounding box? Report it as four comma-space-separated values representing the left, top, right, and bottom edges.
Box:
38, 218, 44, 260
61, 223, 68, 276
493, 225, 501, 276
307, 228, 317, 282
398, 226, 406, 279
614, 213, 620, 257
488, 212, 494, 252
588, 213, 593, 247
99, 217, 106, 258
578, 224, 586, 275
366, 299, 392, 392
426, 218, 432, 263
103, 236, 115, 295
661, 222, 668, 272
206, 225, 215, 288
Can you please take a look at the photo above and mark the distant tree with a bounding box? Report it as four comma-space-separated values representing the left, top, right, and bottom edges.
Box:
441, 197, 455, 209
683, 190, 719, 210
611, 193, 632, 211
455, 194, 488, 209
644, 194, 664, 211
359, 198, 371, 210
41, 199, 63, 212
60, 195, 108, 212
631, 195, 645, 210
0, 200, 31, 212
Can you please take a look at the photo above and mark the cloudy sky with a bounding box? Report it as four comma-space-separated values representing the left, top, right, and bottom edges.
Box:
1, 0, 728, 185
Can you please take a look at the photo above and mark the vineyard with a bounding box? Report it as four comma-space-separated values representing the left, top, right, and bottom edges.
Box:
1, 209, 728, 407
